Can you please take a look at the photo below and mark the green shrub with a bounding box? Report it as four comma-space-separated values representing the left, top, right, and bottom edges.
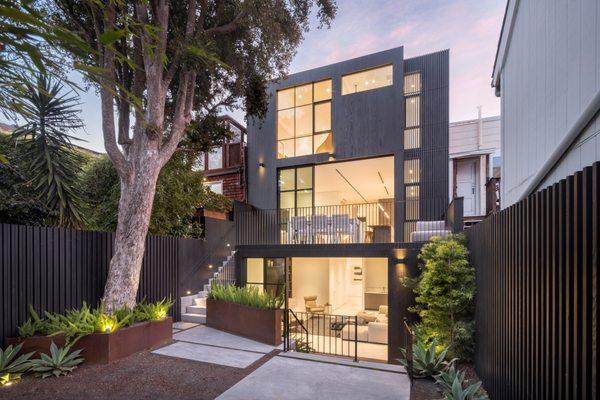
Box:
208, 284, 284, 310
403, 234, 475, 359
399, 336, 456, 378
0, 343, 34, 386
30, 342, 83, 379
133, 298, 174, 322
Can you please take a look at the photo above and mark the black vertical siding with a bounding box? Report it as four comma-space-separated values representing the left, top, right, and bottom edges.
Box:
468, 161, 600, 399
0, 224, 183, 344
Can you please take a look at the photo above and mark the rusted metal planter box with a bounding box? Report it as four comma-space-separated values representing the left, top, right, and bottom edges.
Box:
6, 317, 172, 364
206, 299, 281, 345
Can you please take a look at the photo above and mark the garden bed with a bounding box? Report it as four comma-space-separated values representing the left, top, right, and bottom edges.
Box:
206, 299, 281, 345
6, 318, 172, 364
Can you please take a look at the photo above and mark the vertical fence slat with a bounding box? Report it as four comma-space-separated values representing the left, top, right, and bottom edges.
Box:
468, 162, 600, 400
0, 224, 184, 343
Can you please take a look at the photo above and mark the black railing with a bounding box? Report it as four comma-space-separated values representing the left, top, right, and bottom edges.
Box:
236, 198, 456, 245
402, 318, 414, 382
285, 310, 358, 362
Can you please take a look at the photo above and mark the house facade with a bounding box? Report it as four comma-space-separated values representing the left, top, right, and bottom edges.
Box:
449, 113, 501, 221
195, 115, 247, 202
233, 47, 451, 363
493, 0, 600, 207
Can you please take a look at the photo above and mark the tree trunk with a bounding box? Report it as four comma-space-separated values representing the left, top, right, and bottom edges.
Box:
102, 155, 161, 310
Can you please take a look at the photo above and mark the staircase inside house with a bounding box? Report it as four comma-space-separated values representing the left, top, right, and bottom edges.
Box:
180, 250, 236, 324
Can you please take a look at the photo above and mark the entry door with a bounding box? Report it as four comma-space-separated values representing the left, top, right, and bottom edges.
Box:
455, 158, 478, 216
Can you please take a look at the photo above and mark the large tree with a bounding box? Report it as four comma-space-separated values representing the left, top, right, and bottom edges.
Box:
52, 0, 336, 309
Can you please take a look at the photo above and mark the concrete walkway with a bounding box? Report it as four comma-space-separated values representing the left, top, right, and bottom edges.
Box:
153, 325, 410, 399
152, 325, 278, 368
217, 354, 410, 400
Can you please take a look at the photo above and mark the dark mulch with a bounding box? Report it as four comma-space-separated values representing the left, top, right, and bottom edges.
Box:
410, 378, 441, 400
2, 343, 280, 400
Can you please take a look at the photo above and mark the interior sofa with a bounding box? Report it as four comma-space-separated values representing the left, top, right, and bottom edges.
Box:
341, 305, 388, 344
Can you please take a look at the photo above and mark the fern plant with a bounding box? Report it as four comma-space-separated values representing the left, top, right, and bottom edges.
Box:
30, 342, 83, 378
0, 343, 34, 386
399, 338, 456, 378
133, 298, 174, 321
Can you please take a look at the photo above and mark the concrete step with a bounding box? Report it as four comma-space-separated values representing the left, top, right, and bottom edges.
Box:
181, 313, 206, 324
194, 297, 207, 307
187, 305, 206, 314
197, 290, 208, 298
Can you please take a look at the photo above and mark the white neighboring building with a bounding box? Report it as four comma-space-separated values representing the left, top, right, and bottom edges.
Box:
449, 112, 501, 218
493, 0, 600, 208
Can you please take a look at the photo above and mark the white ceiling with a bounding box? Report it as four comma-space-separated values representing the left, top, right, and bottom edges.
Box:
315, 156, 394, 205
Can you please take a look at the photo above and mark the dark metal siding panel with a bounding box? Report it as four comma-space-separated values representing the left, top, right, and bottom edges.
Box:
467, 161, 600, 399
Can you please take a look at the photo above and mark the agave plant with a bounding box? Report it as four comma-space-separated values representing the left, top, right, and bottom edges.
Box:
399, 338, 456, 378
443, 376, 487, 400
30, 342, 84, 378
0, 343, 34, 386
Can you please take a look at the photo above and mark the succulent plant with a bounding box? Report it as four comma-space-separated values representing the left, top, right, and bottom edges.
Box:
30, 342, 84, 379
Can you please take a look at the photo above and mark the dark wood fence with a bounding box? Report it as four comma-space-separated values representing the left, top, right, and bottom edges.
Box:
468, 162, 599, 400
1, 224, 181, 344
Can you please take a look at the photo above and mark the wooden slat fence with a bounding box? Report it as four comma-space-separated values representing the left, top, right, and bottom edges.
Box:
1, 224, 180, 344
468, 162, 599, 399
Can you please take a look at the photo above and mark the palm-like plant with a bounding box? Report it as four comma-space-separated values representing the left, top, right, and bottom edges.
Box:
11, 75, 86, 228
0, 343, 34, 385
30, 342, 84, 378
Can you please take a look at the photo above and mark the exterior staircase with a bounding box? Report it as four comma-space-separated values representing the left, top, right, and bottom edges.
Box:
180, 250, 236, 324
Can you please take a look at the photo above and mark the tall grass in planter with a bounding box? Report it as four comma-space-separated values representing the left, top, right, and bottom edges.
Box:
208, 284, 284, 310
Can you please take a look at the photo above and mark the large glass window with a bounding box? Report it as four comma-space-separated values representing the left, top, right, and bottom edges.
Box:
404, 159, 420, 184
277, 80, 332, 159
278, 166, 314, 212
341, 65, 393, 95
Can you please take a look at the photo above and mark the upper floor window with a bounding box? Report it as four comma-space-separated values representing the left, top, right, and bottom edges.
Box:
277, 80, 333, 159
192, 152, 205, 172
404, 72, 421, 95
208, 147, 222, 169
341, 65, 393, 95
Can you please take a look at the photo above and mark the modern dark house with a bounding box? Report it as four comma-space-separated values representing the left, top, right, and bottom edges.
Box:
224, 46, 453, 363
194, 115, 247, 202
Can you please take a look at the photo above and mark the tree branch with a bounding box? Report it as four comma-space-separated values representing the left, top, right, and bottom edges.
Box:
99, 2, 129, 177
202, 1, 253, 36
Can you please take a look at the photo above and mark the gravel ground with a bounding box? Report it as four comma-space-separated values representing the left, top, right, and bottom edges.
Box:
1, 344, 279, 400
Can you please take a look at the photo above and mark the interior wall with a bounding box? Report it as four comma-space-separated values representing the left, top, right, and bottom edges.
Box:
291, 258, 330, 310
364, 257, 388, 291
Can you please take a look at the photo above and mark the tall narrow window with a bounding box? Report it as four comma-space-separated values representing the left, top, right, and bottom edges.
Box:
277, 80, 332, 159
208, 147, 223, 169
404, 158, 420, 241
404, 72, 421, 150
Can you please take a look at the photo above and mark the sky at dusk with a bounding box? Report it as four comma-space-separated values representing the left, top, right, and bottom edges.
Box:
3, 0, 506, 153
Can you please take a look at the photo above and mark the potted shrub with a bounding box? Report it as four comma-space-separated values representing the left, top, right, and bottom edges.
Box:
206, 285, 283, 345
